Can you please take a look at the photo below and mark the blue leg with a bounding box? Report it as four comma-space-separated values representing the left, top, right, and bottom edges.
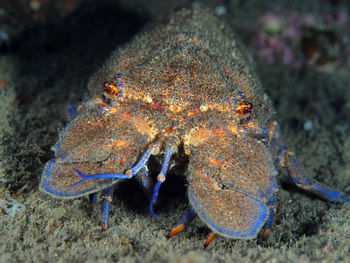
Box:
268, 122, 349, 203
68, 144, 157, 187
283, 154, 349, 203
134, 165, 154, 199
101, 186, 114, 231
262, 196, 275, 240
167, 206, 197, 238
89, 193, 98, 207
149, 144, 175, 219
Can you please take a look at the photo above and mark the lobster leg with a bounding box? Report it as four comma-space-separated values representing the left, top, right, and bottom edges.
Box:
101, 186, 115, 231
149, 143, 176, 218
167, 206, 197, 238
269, 121, 349, 203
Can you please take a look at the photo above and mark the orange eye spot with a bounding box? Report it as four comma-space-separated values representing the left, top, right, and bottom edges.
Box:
235, 101, 253, 121
103, 82, 119, 98
236, 101, 252, 115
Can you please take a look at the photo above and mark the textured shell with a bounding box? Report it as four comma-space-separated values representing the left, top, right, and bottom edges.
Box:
41, 6, 280, 239
87, 8, 275, 148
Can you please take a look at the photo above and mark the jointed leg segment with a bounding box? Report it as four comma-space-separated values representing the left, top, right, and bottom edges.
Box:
167, 206, 197, 238
101, 186, 114, 231
149, 143, 176, 218
71, 141, 179, 229
268, 121, 349, 203
68, 144, 157, 187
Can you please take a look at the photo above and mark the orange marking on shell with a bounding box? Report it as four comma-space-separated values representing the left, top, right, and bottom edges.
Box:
212, 128, 229, 143
211, 128, 225, 137
103, 159, 115, 165
121, 111, 133, 120
113, 138, 130, 147
169, 105, 182, 112
163, 126, 176, 133
134, 117, 153, 136
188, 128, 213, 147
103, 105, 118, 115
121, 111, 154, 138
186, 106, 200, 116
147, 97, 166, 111
209, 157, 222, 169
199, 173, 220, 190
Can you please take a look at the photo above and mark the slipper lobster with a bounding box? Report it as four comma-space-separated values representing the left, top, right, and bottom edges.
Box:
40, 6, 348, 247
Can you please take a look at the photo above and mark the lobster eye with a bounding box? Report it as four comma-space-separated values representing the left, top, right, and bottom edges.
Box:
102, 81, 120, 103
235, 101, 253, 123
104, 82, 118, 96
